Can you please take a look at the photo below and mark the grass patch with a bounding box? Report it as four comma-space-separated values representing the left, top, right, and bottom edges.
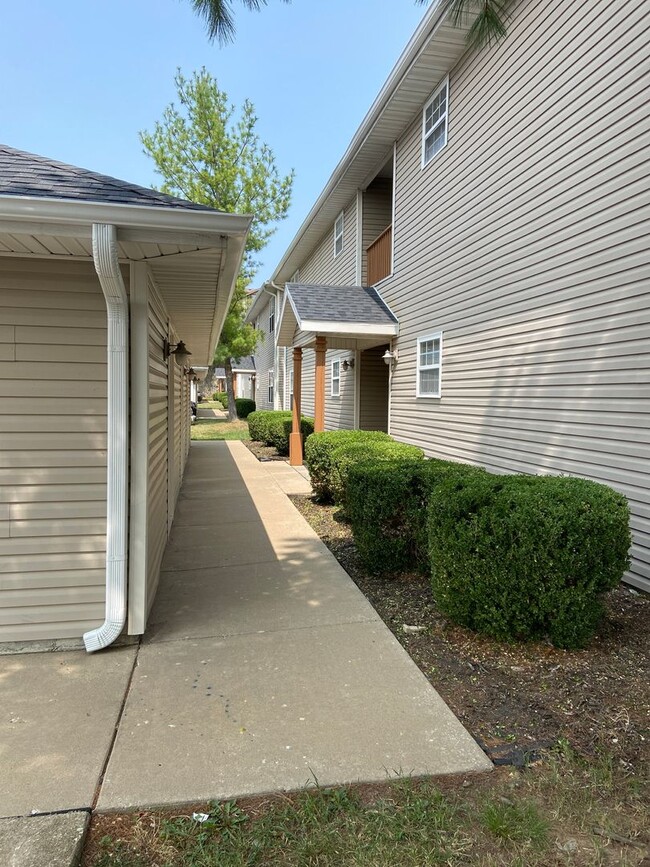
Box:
84, 757, 649, 866
191, 418, 250, 441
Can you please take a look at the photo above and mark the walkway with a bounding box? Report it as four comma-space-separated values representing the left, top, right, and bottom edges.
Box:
0, 441, 490, 854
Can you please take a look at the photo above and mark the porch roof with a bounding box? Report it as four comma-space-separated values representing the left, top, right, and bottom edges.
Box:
277, 282, 398, 350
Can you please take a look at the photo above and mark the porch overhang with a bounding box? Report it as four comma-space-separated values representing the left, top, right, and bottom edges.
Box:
276, 282, 399, 351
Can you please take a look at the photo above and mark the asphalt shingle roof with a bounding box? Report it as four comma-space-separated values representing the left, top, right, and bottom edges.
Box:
214, 357, 256, 377
286, 283, 398, 326
0, 144, 219, 212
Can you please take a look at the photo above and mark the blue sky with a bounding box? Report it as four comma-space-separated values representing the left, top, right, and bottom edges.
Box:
2, 0, 427, 280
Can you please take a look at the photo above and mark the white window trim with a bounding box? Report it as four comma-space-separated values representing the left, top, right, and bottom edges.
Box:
288, 368, 294, 410
331, 359, 341, 397
268, 369, 274, 404
421, 77, 449, 169
269, 296, 275, 333
416, 331, 443, 398
334, 211, 344, 258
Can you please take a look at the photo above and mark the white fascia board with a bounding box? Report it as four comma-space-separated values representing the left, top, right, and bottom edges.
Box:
0, 195, 251, 240
300, 320, 399, 337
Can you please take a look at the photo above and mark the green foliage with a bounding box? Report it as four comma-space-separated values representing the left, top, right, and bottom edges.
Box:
235, 398, 256, 418
346, 458, 486, 575
191, 0, 290, 45
481, 799, 549, 845
247, 409, 271, 442
141, 68, 293, 419
418, 0, 513, 50
213, 391, 228, 408
247, 410, 313, 454
304, 430, 392, 501
266, 413, 315, 456
329, 440, 424, 509
428, 473, 631, 648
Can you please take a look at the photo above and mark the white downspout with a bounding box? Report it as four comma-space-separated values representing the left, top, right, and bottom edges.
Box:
84, 223, 129, 653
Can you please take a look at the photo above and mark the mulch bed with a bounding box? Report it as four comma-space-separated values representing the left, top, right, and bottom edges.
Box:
289, 494, 650, 772
243, 439, 288, 461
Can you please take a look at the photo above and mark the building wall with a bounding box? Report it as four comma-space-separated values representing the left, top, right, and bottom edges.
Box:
252, 292, 279, 411
377, 0, 650, 589
359, 345, 389, 432
0, 258, 110, 641
362, 179, 393, 286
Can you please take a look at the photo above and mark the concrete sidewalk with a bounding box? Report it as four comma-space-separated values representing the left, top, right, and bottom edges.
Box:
0, 441, 490, 859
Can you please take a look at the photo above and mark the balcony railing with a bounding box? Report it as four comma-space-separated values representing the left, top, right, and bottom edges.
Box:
366, 224, 392, 285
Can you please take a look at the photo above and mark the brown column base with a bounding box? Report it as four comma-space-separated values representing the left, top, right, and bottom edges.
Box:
289, 431, 303, 466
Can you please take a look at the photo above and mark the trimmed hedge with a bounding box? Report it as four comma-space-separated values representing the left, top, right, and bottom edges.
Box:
247, 410, 314, 455
346, 458, 486, 575
428, 473, 631, 649
304, 430, 392, 501
247, 410, 272, 442
235, 398, 256, 419
330, 440, 424, 508
213, 391, 228, 408
266, 414, 315, 456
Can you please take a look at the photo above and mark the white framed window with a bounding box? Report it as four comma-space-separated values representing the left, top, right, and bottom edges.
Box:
422, 78, 448, 167
416, 332, 442, 398
269, 296, 275, 333
268, 369, 274, 404
331, 359, 341, 396
334, 212, 344, 257
288, 368, 294, 409
291, 269, 300, 283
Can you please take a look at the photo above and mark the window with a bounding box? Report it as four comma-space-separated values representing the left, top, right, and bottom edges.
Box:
416, 332, 442, 397
422, 79, 448, 167
268, 369, 274, 404
331, 359, 340, 396
334, 212, 344, 257
291, 269, 300, 283
289, 368, 294, 410
269, 296, 275, 333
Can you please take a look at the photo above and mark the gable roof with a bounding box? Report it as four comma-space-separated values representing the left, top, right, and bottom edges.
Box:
277, 283, 398, 350
0, 144, 217, 212
0, 145, 251, 365
271, 0, 473, 283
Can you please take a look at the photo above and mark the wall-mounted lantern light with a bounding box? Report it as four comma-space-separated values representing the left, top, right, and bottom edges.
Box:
163, 338, 192, 367
342, 358, 355, 372
382, 348, 398, 367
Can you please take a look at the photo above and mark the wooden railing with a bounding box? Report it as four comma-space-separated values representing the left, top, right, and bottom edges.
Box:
366, 224, 392, 285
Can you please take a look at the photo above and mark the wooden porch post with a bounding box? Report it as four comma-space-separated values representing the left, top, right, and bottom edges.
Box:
314, 335, 327, 433
289, 347, 303, 466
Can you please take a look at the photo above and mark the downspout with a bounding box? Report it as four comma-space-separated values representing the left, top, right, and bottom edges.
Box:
84, 223, 129, 652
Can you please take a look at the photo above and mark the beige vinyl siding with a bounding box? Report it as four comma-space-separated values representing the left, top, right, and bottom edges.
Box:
359, 346, 389, 431
362, 180, 393, 286
254, 294, 276, 411
168, 338, 184, 522
299, 197, 358, 285
145, 278, 169, 615
290, 348, 355, 430
0, 259, 110, 641
380, 0, 650, 589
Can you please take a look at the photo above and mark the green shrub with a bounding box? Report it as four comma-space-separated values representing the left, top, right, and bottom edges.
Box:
213, 391, 228, 408
330, 440, 424, 508
304, 430, 391, 501
346, 458, 486, 575
247, 410, 270, 442
235, 398, 256, 419
428, 473, 631, 649
266, 413, 314, 455
247, 410, 314, 454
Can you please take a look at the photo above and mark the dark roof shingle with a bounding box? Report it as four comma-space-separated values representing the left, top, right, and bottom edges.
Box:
0, 144, 219, 212
286, 283, 398, 326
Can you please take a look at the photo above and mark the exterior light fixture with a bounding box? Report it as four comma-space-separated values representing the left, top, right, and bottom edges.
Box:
163, 338, 192, 367
382, 348, 398, 366
342, 358, 355, 371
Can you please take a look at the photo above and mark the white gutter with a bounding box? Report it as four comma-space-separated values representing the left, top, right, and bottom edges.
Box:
84, 223, 129, 653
